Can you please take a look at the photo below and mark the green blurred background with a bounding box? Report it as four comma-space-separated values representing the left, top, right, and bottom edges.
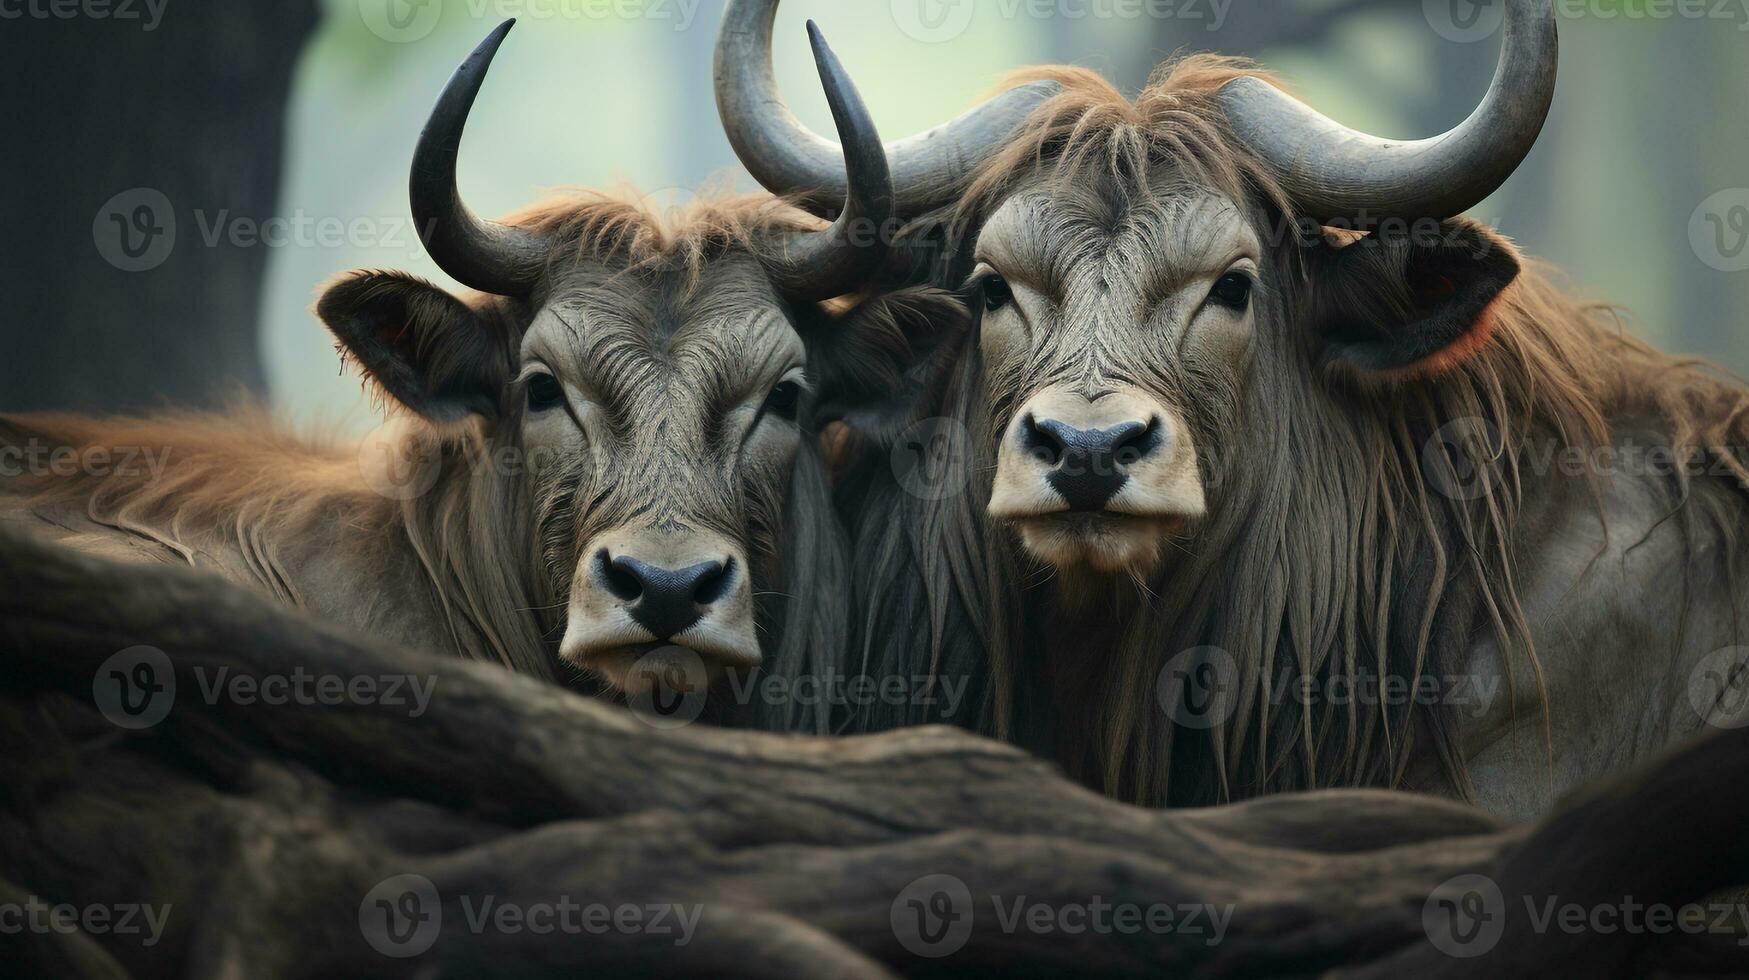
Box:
7, 0, 1748, 425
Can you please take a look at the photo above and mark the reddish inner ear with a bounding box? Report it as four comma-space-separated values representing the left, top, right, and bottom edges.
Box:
1320, 221, 1521, 384
1375, 293, 1505, 383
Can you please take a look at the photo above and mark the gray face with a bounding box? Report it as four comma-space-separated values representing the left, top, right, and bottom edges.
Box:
974, 183, 1259, 575
525, 254, 809, 693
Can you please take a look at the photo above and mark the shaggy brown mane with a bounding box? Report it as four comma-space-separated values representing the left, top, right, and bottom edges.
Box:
951, 58, 1292, 241
851, 54, 1749, 806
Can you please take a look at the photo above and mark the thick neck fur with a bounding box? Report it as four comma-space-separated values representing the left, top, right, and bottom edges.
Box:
845, 254, 1749, 805
840, 56, 1749, 805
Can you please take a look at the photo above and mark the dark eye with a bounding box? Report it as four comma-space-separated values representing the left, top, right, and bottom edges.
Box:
525, 373, 565, 413
1209, 271, 1253, 311
763, 380, 801, 420
979, 273, 1013, 313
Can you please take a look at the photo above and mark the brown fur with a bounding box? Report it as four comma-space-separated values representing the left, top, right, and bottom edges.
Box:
847, 56, 1749, 805
0, 191, 893, 724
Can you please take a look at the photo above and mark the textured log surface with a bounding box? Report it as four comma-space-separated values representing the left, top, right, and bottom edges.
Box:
0, 528, 1744, 978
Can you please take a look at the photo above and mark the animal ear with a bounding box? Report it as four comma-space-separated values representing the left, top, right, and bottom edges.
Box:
806, 285, 972, 439
316, 271, 511, 422
1308, 218, 1521, 382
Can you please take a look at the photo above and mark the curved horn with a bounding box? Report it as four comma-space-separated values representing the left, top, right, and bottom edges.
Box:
715, 0, 1057, 218
1219, 0, 1557, 222
766, 22, 894, 303
411, 19, 548, 296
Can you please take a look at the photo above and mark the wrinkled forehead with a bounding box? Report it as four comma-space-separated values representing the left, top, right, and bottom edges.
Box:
519, 254, 804, 392
976, 183, 1260, 297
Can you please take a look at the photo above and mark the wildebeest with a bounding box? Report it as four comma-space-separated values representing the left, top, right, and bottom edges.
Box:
0, 20, 959, 730
717, 0, 1749, 810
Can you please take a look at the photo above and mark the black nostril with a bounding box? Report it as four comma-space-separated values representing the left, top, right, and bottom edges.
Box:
1112, 417, 1163, 467
598, 549, 642, 601
692, 557, 735, 605
1032, 418, 1162, 470
1033, 416, 1164, 512
602, 553, 736, 640
1020, 413, 1066, 466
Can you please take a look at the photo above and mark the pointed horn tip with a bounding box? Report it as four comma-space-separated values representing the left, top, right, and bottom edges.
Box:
805, 21, 835, 69
715, 3, 1040, 218
805, 21, 862, 126
410, 16, 546, 296
464, 19, 515, 65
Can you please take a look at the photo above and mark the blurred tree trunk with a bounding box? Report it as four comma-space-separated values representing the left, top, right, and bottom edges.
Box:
0, 2, 318, 415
